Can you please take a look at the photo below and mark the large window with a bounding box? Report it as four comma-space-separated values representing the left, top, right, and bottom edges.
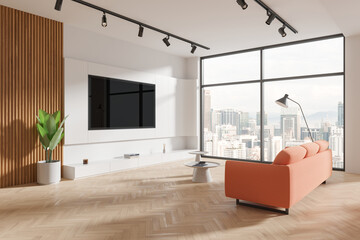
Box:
201, 35, 344, 169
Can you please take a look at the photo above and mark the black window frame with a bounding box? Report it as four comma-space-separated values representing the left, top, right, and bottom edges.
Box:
200, 33, 345, 171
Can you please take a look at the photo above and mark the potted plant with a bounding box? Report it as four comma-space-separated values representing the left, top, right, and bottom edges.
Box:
36, 109, 68, 185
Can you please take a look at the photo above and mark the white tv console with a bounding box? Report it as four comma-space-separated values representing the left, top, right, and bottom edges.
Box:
63, 149, 195, 180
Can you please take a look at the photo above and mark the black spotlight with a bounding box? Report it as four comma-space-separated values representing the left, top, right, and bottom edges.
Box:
138, 25, 144, 37
191, 45, 197, 54
266, 13, 276, 25
163, 35, 170, 47
102, 12, 107, 27
54, 0, 63, 11
278, 26, 287, 37
236, 0, 248, 10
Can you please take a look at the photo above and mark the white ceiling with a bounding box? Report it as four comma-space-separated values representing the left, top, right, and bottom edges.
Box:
0, 0, 359, 57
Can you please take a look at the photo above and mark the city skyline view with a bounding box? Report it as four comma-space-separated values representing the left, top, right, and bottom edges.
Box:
201, 36, 344, 169
203, 88, 344, 168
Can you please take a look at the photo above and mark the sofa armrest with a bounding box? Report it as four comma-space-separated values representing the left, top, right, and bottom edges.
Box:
225, 160, 291, 208
287, 149, 332, 206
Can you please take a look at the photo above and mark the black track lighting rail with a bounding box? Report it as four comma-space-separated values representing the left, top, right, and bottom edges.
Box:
253, 0, 298, 34
71, 0, 210, 50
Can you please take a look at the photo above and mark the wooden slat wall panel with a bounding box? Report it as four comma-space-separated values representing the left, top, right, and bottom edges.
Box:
0, 5, 63, 188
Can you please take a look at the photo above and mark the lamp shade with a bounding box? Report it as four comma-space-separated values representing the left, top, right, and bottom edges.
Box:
275, 94, 289, 108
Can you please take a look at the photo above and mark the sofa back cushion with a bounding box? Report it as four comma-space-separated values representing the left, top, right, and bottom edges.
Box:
273, 146, 307, 165
315, 140, 329, 152
301, 142, 320, 158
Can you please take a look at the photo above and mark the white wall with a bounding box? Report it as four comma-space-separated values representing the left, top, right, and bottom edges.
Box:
185, 57, 201, 148
64, 25, 188, 79
63, 25, 197, 165
345, 34, 360, 174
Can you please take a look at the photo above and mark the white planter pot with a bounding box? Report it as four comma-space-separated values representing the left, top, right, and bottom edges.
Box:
37, 160, 61, 185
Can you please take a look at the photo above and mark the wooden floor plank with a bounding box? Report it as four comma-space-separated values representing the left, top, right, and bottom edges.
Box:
0, 158, 359, 240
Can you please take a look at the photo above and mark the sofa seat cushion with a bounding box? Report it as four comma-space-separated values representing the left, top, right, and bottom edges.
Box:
315, 140, 329, 152
273, 146, 307, 165
301, 142, 320, 158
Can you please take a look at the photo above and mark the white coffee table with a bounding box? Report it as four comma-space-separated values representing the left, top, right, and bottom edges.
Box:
189, 151, 208, 162
184, 161, 220, 183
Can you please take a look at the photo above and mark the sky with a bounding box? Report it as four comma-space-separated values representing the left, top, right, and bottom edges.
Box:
203, 37, 344, 116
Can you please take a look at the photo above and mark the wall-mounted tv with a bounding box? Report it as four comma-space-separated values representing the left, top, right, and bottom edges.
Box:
88, 75, 155, 130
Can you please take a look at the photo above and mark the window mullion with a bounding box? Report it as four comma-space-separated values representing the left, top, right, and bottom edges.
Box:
260, 50, 264, 162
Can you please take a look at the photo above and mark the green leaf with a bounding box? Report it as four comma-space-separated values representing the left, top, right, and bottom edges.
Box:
36, 110, 67, 154
45, 116, 57, 140
58, 114, 69, 129
60, 132, 64, 142
36, 123, 48, 138
38, 109, 49, 124
52, 111, 61, 126
39, 134, 50, 149
49, 128, 63, 151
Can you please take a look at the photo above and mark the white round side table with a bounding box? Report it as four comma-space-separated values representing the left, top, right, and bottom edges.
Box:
184, 161, 220, 183
189, 151, 208, 162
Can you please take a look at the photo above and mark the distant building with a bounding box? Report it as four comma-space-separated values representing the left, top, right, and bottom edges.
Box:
280, 107, 301, 146
264, 141, 270, 162
285, 140, 308, 147
240, 112, 249, 130
270, 136, 283, 161
329, 126, 344, 158
240, 135, 257, 149
217, 140, 232, 157
320, 121, 332, 141
223, 144, 246, 159
264, 125, 274, 139
300, 127, 321, 141
337, 102, 344, 127
212, 109, 250, 135
248, 119, 257, 135
204, 141, 213, 155
216, 125, 237, 140
203, 90, 211, 131
211, 110, 222, 132
274, 128, 282, 136
220, 109, 239, 126
256, 112, 268, 126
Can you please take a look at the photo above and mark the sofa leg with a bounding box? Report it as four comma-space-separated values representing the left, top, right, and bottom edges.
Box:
322, 180, 326, 184
236, 199, 289, 215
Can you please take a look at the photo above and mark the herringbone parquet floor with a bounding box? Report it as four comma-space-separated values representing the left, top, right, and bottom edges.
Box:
0, 158, 360, 240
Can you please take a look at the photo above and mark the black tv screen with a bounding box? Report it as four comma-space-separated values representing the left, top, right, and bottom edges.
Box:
88, 75, 155, 130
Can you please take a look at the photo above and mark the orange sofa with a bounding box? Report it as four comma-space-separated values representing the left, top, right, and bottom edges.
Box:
225, 140, 332, 214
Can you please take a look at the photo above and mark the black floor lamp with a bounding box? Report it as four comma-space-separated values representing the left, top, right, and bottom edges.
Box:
275, 94, 314, 142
